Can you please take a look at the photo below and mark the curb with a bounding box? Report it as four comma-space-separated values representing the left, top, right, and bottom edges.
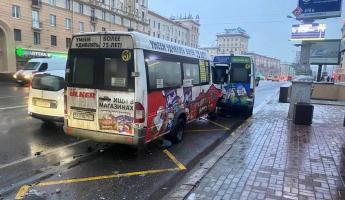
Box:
166, 117, 254, 200
165, 90, 279, 200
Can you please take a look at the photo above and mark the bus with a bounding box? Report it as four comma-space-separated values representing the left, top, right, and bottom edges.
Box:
63, 31, 222, 147
212, 55, 255, 115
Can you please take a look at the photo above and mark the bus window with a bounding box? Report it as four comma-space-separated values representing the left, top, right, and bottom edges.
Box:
147, 60, 182, 90
231, 64, 250, 83
212, 66, 228, 84
183, 63, 200, 85
72, 56, 95, 85
104, 57, 128, 88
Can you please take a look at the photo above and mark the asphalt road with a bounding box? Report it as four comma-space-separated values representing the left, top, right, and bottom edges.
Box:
0, 81, 285, 200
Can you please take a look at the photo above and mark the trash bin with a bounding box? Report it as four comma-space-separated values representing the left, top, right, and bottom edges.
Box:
279, 87, 289, 103
293, 103, 314, 125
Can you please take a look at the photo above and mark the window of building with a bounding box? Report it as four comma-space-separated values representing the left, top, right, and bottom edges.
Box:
50, 14, 56, 26
79, 3, 84, 14
66, 38, 72, 48
102, 10, 106, 20
32, 10, 40, 28
34, 32, 40, 44
153, 21, 156, 28
49, 0, 56, 5
111, 15, 115, 24
157, 33, 160, 38
51, 35, 57, 46
65, 18, 71, 29
65, 0, 71, 10
153, 32, 155, 37
142, 11, 145, 19
147, 60, 182, 90
79, 21, 84, 32
14, 29, 21, 41
12, 5, 20, 18
102, 27, 106, 31
91, 24, 96, 32
91, 8, 95, 17
111, 0, 115, 8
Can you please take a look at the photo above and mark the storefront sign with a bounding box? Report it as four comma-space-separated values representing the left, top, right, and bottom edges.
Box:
15, 48, 67, 59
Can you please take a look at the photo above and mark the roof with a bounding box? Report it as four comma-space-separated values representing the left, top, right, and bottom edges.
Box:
217, 27, 250, 38
147, 10, 189, 30
71, 31, 209, 60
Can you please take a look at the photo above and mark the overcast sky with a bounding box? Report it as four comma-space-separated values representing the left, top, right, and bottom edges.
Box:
149, 0, 344, 63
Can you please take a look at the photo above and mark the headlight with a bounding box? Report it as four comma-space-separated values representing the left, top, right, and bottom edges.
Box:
24, 74, 32, 79
13, 74, 17, 79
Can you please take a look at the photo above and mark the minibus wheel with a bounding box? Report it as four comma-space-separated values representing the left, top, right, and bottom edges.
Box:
168, 118, 185, 144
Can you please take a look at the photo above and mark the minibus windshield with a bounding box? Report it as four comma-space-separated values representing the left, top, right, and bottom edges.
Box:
66, 49, 134, 91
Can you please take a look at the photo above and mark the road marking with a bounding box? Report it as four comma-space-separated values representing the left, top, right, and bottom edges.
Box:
15, 185, 31, 200
163, 149, 187, 170
37, 168, 180, 186
0, 105, 27, 110
185, 128, 226, 133
0, 95, 27, 99
200, 117, 230, 131
0, 139, 89, 170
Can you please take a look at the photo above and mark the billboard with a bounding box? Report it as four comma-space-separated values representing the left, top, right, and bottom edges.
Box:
296, 0, 343, 20
291, 23, 326, 40
307, 40, 341, 65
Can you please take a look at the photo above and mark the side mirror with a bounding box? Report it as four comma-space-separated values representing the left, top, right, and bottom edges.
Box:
39, 63, 48, 72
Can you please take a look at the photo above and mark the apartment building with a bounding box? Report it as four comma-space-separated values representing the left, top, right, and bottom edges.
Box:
245, 52, 281, 76
217, 28, 249, 55
0, 0, 149, 73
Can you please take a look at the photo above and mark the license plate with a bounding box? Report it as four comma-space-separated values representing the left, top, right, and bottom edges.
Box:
35, 99, 51, 108
73, 111, 94, 121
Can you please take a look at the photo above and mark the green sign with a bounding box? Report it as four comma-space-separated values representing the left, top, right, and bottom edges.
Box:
231, 56, 251, 64
15, 47, 67, 59
16, 47, 24, 57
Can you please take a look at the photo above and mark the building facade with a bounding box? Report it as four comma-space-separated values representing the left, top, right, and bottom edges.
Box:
200, 27, 249, 56
216, 28, 249, 55
147, 12, 200, 48
245, 52, 281, 76
200, 46, 218, 57
0, 0, 149, 73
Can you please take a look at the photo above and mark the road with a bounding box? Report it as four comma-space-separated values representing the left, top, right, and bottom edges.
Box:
0, 81, 285, 200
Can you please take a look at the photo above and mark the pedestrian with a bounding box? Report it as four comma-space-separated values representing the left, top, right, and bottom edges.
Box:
327, 76, 330, 82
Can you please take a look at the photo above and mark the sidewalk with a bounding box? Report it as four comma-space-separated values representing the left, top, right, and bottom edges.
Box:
168, 98, 345, 200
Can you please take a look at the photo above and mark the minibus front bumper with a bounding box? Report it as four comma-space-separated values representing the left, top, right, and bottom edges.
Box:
63, 125, 146, 147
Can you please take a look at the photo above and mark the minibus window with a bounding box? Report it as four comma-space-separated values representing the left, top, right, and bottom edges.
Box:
231, 64, 250, 83
147, 60, 181, 90
72, 57, 94, 85
213, 66, 228, 84
104, 58, 128, 88
183, 63, 200, 85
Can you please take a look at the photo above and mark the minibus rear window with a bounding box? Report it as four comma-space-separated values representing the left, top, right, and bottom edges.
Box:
231, 64, 250, 83
32, 74, 64, 91
67, 49, 134, 91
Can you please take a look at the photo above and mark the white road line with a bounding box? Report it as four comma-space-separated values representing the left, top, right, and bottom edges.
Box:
0, 139, 89, 170
0, 95, 27, 99
0, 105, 27, 110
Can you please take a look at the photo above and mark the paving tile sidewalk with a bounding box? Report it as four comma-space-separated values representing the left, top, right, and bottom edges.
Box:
170, 99, 345, 200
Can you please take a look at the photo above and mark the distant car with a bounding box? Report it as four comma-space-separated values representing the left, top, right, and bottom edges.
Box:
266, 75, 273, 81
13, 58, 66, 85
28, 70, 65, 124
272, 76, 279, 82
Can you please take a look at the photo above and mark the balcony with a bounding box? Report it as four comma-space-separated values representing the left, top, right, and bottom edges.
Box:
90, 16, 98, 23
32, 21, 42, 30
31, 0, 42, 8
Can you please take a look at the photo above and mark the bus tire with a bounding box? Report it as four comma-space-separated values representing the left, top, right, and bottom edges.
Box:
168, 118, 185, 144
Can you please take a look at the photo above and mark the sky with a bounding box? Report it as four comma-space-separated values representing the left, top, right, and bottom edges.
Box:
148, 0, 344, 63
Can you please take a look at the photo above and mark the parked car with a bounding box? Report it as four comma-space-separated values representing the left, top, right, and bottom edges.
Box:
272, 76, 279, 82
13, 58, 66, 85
28, 70, 65, 124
